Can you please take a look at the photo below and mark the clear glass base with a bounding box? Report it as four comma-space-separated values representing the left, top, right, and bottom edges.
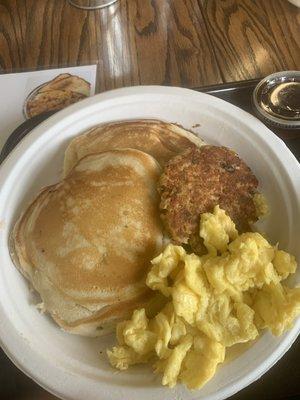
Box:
68, 0, 119, 10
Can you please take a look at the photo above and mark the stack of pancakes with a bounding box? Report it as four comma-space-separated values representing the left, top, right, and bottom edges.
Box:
12, 120, 204, 336
25, 73, 90, 119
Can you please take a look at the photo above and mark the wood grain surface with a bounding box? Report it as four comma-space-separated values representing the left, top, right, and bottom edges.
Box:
1, 0, 299, 89
0, 0, 98, 71
0, 0, 223, 88
200, 0, 300, 82
96, 0, 222, 91
259, 0, 300, 70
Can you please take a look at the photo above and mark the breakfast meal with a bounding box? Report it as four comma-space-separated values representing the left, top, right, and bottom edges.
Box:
25, 73, 90, 118
10, 119, 300, 391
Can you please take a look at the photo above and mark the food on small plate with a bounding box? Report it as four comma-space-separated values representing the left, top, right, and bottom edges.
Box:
108, 206, 300, 389
38, 73, 90, 97
25, 73, 90, 118
158, 145, 262, 253
63, 120, 205, 176
26, 90, 86, 119
11, 149, 164, 336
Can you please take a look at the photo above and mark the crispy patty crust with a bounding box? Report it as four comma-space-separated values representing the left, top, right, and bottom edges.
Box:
158, 146, 259, 245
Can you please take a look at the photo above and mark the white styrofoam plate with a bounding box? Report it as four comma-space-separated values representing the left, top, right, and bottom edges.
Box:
0, 86, 299, 400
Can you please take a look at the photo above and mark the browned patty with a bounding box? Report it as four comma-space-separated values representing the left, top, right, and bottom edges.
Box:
158, 145, 259, 246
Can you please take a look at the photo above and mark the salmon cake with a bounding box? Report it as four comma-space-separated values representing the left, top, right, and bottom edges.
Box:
158, 145, 259, 248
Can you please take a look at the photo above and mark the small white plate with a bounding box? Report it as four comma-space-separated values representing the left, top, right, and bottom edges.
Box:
0, 86, 299, 400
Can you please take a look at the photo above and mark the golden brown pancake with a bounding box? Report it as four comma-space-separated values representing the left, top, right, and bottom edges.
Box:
12, 149, 164, 336
63, 120, 205, 176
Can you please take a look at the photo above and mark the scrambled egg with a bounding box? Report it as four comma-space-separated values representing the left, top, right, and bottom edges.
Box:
253, 193, 269, 219
107, 206, 300, 390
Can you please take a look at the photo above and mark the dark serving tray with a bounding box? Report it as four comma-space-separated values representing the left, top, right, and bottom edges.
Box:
0, 81, 299, 400
0, 111, 56, 163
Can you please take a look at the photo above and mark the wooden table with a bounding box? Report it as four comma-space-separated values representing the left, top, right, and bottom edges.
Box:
0, 0, 299, 89
0, 1, 300, 399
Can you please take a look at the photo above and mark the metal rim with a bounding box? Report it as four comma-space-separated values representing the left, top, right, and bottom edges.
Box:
68, 0, 118, 10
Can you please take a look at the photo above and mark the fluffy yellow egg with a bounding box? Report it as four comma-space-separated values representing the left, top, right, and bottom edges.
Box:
107, 206, 300, 390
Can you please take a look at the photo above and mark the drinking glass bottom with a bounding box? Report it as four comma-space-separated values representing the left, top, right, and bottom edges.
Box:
68, 0, 119, 10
